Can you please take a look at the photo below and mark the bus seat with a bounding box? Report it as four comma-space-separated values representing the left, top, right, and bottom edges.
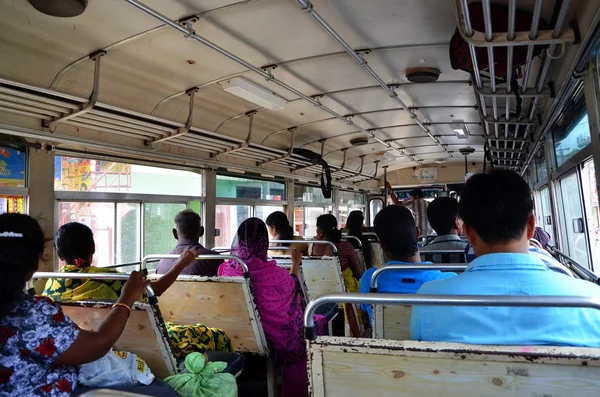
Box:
272, 256, 346, 299
61, 301, 177, 379
307, 337, 600, 397
372, 304, 412, 340
274, 261, 312, 303
355, 249, 367, 274
368, 242, 385, 267
155, 275, 269, 355
420, 250, 467, 264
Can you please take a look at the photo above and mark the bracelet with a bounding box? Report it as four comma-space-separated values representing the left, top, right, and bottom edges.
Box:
112, 303, 131, 316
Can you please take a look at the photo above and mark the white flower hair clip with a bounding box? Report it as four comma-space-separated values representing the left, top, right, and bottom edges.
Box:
0, 232, 23, 238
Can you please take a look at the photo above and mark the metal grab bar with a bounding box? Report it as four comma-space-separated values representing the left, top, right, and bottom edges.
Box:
30, 272, 157, 303
96, 259, 160, 269
341, 235, 363, 249
304, 293, 600, 340
271, 240, 338, 254
370, 265, 467, 291
549, 247, 599, 284
140, 254, 249, 277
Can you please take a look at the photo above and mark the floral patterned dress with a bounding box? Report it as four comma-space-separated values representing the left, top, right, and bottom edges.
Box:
0, 293, 80, 396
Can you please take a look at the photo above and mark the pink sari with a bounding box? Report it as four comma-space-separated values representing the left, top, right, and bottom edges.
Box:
218, 218, 326, 397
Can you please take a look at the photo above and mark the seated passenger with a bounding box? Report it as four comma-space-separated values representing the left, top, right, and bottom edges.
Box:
217, 218, 326, 397
43, 222, 233, 356
157, 209, 222, 277
311, 214, 366, 337
359, 205, 456, 326
422, 197, 468, 251
266, 211, 309, 256
345, 210, 373, 269
0, 213, 178, 396
411, 170, 600, 346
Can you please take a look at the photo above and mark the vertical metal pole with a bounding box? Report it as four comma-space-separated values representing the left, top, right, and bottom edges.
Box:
203, 170, 217, 249
383, 166, 388, 207
464, 154, 468, 176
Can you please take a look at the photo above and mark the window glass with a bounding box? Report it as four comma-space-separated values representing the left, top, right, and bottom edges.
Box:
559, 173, 590, 267
554, 113, 591, 168
581, 160, 599, 269
294, 185, 332, 203
215, 205, 251, 247
339, 190, 365, 206
538, 187, 554, 244
116, 203, 140, 264
369, 199, 383, 227
58, 202, 116, 267
0, 196, 25, 214
534, 149, 547, 183
0, 146, 26, 187
55, 157, 202, 196
305, 207, 326, 238
393, 187, 441, 202
294, 206, 304, 237
216, 175, 284, 200
143, 203, 187, 257
255, 205, 284, 223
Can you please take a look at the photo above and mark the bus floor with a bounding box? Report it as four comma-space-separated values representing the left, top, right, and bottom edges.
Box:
237, 311, 345, 397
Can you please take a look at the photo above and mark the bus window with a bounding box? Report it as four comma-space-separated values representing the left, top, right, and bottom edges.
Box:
581, 160, 599, 269
369, 199, 384, 227
215, 204, 251, 247
558, 172, 590, 268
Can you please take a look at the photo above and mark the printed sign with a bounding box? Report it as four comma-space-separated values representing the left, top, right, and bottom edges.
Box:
0, 147, 26, 187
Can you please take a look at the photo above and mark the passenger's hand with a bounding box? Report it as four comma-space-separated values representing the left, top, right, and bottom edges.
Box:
385, 181, 392, 191
120, 271, 150, 306
176, 250, 198, 268
291, 248, 302, 267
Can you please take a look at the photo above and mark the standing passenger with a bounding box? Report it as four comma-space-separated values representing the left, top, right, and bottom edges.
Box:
385, 182, 432, 236
157, 209, 222, 277
422, 197, 468, 251
411, 170, 600, 346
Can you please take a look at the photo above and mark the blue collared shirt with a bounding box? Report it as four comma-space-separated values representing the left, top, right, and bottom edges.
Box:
359, 261, 457, 326
411, 252, 600, 347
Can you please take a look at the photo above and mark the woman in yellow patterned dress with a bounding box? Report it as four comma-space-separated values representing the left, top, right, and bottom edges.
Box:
43, 222, 232, 357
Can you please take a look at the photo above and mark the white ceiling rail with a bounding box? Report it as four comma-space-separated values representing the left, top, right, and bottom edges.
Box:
338, 155, 365, 181
257, 128, 296, 167
43, 50, 106, 130
122, 0, 410, 163
211, 111, 256, 158
146, 87, 198, 145
293, 0, 449, 156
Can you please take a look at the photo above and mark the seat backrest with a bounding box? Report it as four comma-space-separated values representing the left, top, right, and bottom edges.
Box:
420, 250, 466, 264
367, 242, 385, 267
61, 301, 177, 379
354, 249, 366, 274
276, 262, 311, 302
156, 276, 269, 355
307, 337, 600, 397
372, 304, 412, 340
274, 256, 345, 297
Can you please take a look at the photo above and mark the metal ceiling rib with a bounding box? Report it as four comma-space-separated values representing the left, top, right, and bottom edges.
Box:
451, 0, 575, 170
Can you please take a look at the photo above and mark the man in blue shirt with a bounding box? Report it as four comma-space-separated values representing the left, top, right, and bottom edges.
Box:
359, 205, 456, 326
411, 170, 600, 347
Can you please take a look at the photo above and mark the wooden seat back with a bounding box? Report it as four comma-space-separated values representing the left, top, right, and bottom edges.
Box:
307, 337, 600, 397
61, 301, 177, 379
273, 256, 346, 298
156, 275, 269, 355
372, 304, 412, 340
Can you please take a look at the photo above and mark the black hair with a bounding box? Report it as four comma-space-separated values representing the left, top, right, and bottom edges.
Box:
316, 214, 342, 243
374, 205, 418, 260
459, 169, 534, 244
410, 188, 424, 199
174, 209, 202, 237
265, 211, 294, 242
427, 197, 459, 235
346, 210, 364, 238
55, 222, 95, 265
0, 213, 45, 318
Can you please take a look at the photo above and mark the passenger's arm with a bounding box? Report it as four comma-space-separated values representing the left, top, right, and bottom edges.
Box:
290, 248, 302, 276
54, 271, 149, 366
385, 182, 400, 205
150, 250, 198, 296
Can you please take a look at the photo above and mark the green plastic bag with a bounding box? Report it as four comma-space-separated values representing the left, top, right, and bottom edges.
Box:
165, 353, 237, 397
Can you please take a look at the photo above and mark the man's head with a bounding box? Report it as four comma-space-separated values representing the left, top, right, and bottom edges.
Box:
410, 188, 424, 200
427, 197, 462, 236
459, 169, 535, 255
374, 205, 419, 261
173, 209, 204, 241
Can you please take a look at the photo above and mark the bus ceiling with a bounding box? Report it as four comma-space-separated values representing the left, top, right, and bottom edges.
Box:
0, 0, 597, 186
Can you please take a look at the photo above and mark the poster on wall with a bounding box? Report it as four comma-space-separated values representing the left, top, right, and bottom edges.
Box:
0, 147, 26, 187
419, 167, 438, 183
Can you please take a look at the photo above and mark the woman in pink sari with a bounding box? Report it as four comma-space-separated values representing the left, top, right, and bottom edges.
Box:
218, 218, 325, 397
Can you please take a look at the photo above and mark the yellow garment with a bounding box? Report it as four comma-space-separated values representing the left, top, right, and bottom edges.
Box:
42, 265, 123, 302
341, 267, 365, 337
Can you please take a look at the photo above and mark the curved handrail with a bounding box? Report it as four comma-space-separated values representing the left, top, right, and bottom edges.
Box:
304, 293, 600, 340
362, 232, 380, 243
141, 254, 249, 277
370, 264, 467, 292
96, 259, 160, 269
31, 272, 157, 302
271, 240, 338, 255
418, 249, 468, 254
549, 247, 599, 284
341, 235, 363, 249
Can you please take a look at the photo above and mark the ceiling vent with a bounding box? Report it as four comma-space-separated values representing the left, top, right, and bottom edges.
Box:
28, 0, 88, 17
405, 67, 441, 83
350, 137, 369, 146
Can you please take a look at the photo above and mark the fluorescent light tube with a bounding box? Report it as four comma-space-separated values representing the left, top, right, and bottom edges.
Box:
220, 78, 286, 110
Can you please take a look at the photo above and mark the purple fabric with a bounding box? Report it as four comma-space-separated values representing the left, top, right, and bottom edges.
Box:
156, 238, 222, 276
218, 218, 326, 397
534, 227, 551, 248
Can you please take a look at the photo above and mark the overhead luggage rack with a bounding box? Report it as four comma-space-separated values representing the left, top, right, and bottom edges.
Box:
451, 0, 578, 171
